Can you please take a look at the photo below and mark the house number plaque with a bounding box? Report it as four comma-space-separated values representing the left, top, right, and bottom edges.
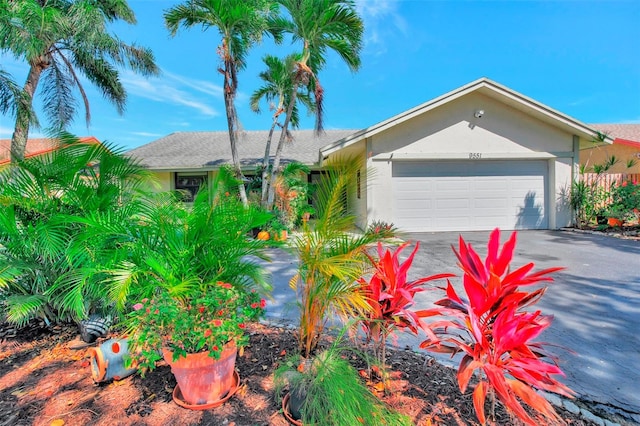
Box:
469, 152, 482, 159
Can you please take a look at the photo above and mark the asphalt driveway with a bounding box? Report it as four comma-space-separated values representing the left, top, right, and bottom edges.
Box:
262, 230, 640, 423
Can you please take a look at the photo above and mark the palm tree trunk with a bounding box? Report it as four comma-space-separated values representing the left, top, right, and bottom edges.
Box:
260, 115, 279, 208
222, 61, 248, 207
11, 62, 43, 163
267, 82, 300, 209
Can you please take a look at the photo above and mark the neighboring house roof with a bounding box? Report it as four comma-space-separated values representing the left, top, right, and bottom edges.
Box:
0, 136, 100, 165
127, 129, 356, 170
590, 124, 640, 148
320, 77, 614, 160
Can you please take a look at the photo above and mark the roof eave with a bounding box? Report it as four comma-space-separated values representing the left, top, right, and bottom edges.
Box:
319, 77, 614, 158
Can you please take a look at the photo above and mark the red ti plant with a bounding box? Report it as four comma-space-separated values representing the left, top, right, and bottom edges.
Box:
359, 242, 453, 368
417, 229, 575, 426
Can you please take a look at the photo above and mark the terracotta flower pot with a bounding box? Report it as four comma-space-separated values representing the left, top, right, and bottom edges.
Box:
282, 392, 303, 426
162, 341, 237, 406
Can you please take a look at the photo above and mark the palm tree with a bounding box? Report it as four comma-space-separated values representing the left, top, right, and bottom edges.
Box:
0, 0, 158, 163
265, 0, 363, 209
165, 0, 281, 206
0, 135, 151, 325
0, 67, 36, 127
55, 170, 273, 320
290, 158, 394, 357
250, 53, 314, 207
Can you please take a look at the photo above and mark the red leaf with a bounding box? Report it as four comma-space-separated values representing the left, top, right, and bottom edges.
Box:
508, 378, 561, 423
472, 381, 487, 425
494, 230, 516, 277
457, 355, 480, 392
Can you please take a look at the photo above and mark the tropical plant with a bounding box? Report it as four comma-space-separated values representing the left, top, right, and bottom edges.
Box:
0, 0, 158, 163
125, 281, 266, 372
251, 54, 315, 207
56, 172, 274, 322
265, 0, 364, 209
358, 242, 453, 369
611, 179, 640, 213
366, 220, 399, 239
417, 229, 574, 426
272, 161, 311, 230
0, 67, 36, 127
274, 330, 412, 425
165, 0, 281, 206
0, 135, 150, 325
289, 158, 395, 357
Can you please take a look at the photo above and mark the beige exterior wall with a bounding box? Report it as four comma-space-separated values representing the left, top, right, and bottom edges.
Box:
151, 171, 173, 192
580, 144, 640, 174
325, 140, 368, 230
363, 92, 580, 229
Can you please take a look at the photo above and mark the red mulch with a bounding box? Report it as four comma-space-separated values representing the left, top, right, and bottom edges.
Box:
0, 322, 600, 426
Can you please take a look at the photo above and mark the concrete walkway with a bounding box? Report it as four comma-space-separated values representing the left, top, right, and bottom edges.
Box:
260, 230, 640, 424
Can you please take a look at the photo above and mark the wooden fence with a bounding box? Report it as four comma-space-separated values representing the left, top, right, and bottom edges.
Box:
581, 173, 640, 192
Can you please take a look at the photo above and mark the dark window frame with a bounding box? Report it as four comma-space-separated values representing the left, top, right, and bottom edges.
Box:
175, 172, 208, 202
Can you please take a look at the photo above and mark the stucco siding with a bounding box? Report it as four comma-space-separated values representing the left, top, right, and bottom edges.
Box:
554, 157, 573, 227
363, 92, 578, 230
151, 171, 172, 192
580, 144, 640, 174
370, 93, 574, 159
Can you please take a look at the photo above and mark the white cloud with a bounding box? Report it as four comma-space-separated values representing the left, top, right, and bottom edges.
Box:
0, 126, 45, 139
164, 71, 224, 98
356, 0, 407, 56
168, 120, 192, 127
0, 126, 13, 138
131, 131, 164, 137
121, 70, 219, 117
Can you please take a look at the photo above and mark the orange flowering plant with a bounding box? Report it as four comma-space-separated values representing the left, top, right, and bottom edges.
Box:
126, 282, 266, 372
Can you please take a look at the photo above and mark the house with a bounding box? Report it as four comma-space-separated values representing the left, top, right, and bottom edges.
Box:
0, 136, 100, 165
129, 78, 611, 232
126, 130, 356, 200
580, 124, 640, 174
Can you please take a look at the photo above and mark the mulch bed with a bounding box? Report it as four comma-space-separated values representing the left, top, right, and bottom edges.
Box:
565, 224, 640, 241
0, 321, 600, 426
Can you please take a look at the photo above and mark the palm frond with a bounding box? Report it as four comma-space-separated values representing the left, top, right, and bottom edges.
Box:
5, 294, 50, 327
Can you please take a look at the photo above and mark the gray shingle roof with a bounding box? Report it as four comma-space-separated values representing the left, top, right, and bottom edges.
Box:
126, 129, 356, 170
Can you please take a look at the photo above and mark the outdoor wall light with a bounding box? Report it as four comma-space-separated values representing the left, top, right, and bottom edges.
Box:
474, 109, 485, 118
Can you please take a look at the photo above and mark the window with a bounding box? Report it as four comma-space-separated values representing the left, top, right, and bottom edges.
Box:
175, 172, 207, 202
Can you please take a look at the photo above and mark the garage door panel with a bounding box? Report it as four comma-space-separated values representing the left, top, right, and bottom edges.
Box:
392, 160, 548, 232
436, 180, 470, 192
437, 199, 470, 210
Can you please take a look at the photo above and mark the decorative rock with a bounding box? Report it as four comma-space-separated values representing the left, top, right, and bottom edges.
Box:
579, 408, 604, 426
563, 400, 581, 415
540, 391, 562, 407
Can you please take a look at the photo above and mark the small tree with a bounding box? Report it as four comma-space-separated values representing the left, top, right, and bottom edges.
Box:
165, 0, 281, 206
0, 0, 158, 163
290, 158, 395, 357
265, 0, 364, 209
250, 54, 314, 208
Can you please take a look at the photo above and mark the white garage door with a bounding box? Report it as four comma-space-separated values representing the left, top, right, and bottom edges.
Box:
392, 160, 548, 232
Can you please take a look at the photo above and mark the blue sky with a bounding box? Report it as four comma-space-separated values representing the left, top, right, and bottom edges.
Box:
1, 0, 639, 151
